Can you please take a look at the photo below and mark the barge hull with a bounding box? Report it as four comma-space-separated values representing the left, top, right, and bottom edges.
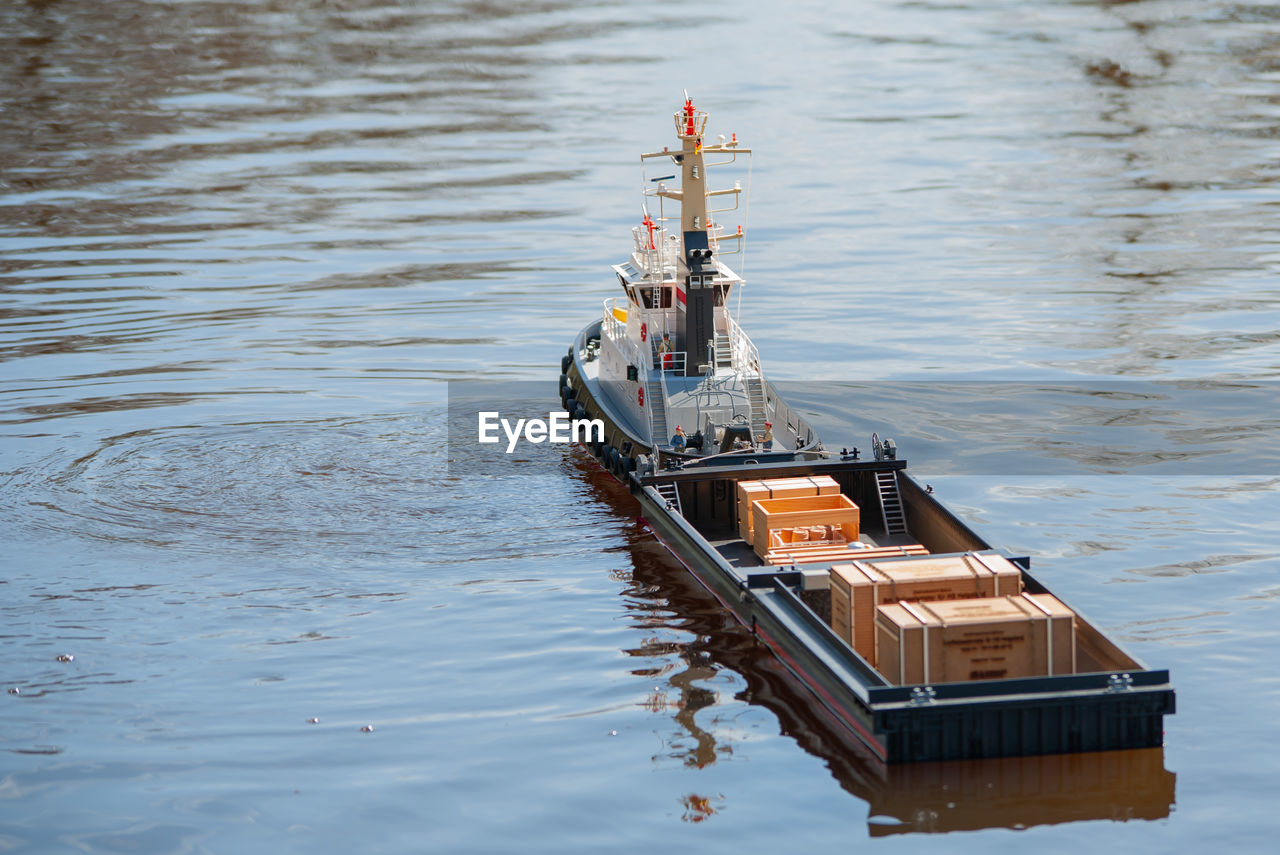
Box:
630, 458, 1174, 764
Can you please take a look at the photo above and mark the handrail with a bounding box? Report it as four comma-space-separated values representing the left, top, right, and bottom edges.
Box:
672, 108, 708, 137
653, 339, 684, 446
663, 351, 687, 374
707, 223, 744, 256
658, 360, 673, 439
631, 225, 673, 277
725, 313, 761, 373
601, 298, 648, 371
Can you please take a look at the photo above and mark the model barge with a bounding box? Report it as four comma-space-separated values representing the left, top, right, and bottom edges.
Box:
557, 99, 1174, 763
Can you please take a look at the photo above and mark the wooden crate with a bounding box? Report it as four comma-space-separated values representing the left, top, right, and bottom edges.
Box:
734, 475, 841, 543
750, 494, 860, 558
770, 543, 929, 562
760, 477, 817, 500
809, 475, 840, 496
765, 543, 930, 566
875, 593, 1076, 685
735, 481, 772, 542
829, 553, 1023, 662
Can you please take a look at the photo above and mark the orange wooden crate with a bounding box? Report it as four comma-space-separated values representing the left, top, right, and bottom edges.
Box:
750, 494, 859, 559
875, 593, 1076, 685
765, 543, 929, 566
829, 553, 1023, 662
735, 482, 772, 542
734, 475, 841, 543
809, 475, 840, 495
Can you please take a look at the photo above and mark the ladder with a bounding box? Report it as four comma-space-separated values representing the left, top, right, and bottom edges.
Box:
713, 332, 733, 368
876, 471, 909, 537
647, 378, 668, 446
655, 482, 683, 516
744, 375, 768, 444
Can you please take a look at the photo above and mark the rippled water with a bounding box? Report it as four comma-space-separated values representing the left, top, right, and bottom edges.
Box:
3, 0, 1279, 851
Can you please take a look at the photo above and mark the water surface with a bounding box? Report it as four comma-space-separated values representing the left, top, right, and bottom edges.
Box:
3, 0, 1279, 851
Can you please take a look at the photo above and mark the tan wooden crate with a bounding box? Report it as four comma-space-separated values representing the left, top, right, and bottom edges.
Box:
829, 553, 1024, 662
1022, 592, 1077, 678
751, 493, 860, 558
875, 593, 1076, 685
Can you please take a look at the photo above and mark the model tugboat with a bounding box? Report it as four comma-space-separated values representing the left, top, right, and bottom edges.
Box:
558, 95, 820, 475
558, 98, 1174, 764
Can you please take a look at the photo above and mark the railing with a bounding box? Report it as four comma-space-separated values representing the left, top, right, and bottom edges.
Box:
657, 361, 673, 438
659, 351, 686, 374
706, 222, 744, 256
601, 298, 648, 372
650, 339, 685, 446
632, 226, 675, 277
725, 314, 761, 374
673, 108, 708, 138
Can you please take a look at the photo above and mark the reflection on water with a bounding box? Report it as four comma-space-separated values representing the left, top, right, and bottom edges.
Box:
865, 748, 1174, 835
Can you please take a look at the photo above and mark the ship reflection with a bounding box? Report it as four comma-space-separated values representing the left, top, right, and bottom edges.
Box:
574, 457, 1175, 835
861, 748, 1173, 835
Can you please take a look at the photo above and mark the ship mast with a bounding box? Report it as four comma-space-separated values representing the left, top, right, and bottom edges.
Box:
638, 96, 748, 379
676, 97, 716, 377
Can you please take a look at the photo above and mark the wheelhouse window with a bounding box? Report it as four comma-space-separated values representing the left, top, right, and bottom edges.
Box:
638, 286, 662, 308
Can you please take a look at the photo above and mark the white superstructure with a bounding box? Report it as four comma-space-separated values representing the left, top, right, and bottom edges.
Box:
593, 98, 780, 455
